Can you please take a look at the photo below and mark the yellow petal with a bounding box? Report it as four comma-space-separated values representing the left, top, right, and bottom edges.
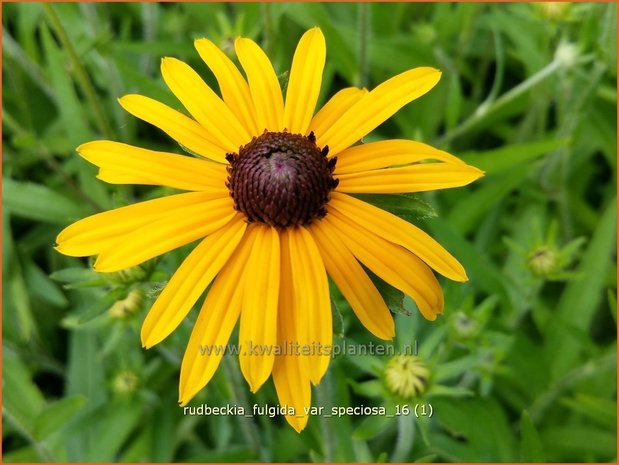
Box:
55, 191, 223, 257
78, 141, 229, 192
284, 28, 326, 135
160, 57, 251, 151
317, 67, 441, 156
194, 38, 259, 136
273, 230, 311, 432
308, 87, 367, 140
141, 214, 246, 348
326, 210, 443, 320
334, 139, 466, 174
310, 220, 394, 340
287, 227, 331, 384
179, 225, 257, 405
329, 192, 467, 282
94, 196, 236, 272
235, 37, 284, 132
336, 163, 484, 194
272, 354, 311, 432
118, 94, 227, 162
238, 225, 280, 392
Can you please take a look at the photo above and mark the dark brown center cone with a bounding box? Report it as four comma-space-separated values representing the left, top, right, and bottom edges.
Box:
226, 131, 338, 228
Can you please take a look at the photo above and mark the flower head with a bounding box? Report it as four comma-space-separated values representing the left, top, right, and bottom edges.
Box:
111, 369, 140, 395
109, 288, 145, 320
56, 28, 482, 432
385, 355, 430, 400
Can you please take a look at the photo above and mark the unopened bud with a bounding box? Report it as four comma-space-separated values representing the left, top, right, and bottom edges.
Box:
109, 288, 144, 319
385, 355, 429, 400
527, 245, 558, 277
112, 370, 139, 394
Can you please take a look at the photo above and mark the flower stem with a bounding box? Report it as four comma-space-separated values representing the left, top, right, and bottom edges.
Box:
391, 412, 415, 462
438, 58, 563, 145
43, 3, 114, 139
222, 356, 266, 461
315, 371, 336, 462
3, 409, 55, 462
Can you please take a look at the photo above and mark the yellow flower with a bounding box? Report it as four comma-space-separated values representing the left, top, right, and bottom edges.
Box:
56, 28, 482, 432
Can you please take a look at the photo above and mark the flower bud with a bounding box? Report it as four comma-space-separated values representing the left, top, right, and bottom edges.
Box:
109, 288, 144, 319
384, 355, 429, 400
112, 370, 140, 394
527, 245, 558, 277
534, 2, 572, 21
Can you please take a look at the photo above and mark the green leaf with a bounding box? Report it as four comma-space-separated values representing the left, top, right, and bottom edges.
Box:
368, 271, 409, 316
560, 393, 617, 430
85, 399, 143, 462
352, 413, 393, 440
432, 397, 516, 461
64, 318, 108, 459
23, 258, 68, 307
541, 424, 616, 459
112, 40, 195, 57
33, 396, 88, 440
3, 178, 88, 224
5, 257, 35, 341
2, 354, 46, 431
447, 165, 529, 234
282, 3, 357, 82
519, 411, 546, 462
192, 447, 259, 462
61, 288, 126, 328
445, 73, 463, 130
328, 278, 347, 338
428, 385, 474, 398
50, 267, 106, 289
433, 355, 480, 383
426, 218, 510, 301
2, 446, 40, 464
607, 288, 617, 324
353, 193, 438, 223
40, 22, 91, 146
545, 197, 617, 380
349, 379, 387, 398
459, 138, 570, 174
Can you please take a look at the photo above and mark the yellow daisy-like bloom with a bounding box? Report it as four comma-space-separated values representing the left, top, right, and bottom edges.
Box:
56, 28, 482, 432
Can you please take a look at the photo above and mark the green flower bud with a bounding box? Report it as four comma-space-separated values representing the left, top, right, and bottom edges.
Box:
109, 288, 144, 319
384, 355, 430, 400
527, 245, 559, 277
112, 370, 139, 395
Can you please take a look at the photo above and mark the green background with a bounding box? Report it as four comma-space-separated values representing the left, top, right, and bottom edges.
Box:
2, 2, 617, 462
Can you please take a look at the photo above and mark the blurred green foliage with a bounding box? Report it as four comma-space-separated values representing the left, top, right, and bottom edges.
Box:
2, 2, 617, 462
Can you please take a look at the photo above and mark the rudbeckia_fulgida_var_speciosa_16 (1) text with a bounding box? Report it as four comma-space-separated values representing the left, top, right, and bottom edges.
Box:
56, 27, 483, 432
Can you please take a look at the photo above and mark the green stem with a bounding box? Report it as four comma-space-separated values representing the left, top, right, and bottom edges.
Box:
391, 412, 415, 462
316, 371, 336, 462
439, 58, 563, 145
43, 3, 114, 139
542, 62, 606, 240
3, 410, 55, 462
222, 356, 266, 461
528, 351, 616, 422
